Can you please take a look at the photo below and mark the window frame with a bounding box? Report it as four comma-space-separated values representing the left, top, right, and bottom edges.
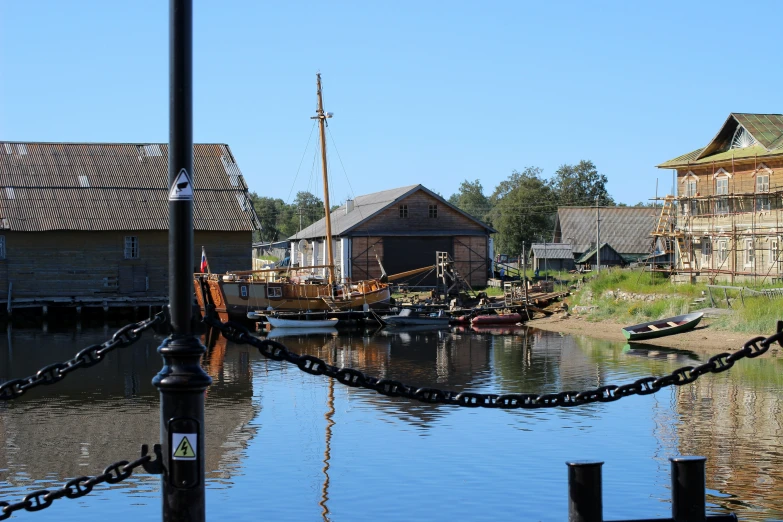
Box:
756, 174, 770, 193
744, 239, 754, 266
399, 204, 408, 218
715, 176, 729, 214
267, 286, 282, 298
702, 237, 711, 260
686, 179, 697, 197
718, 239, 729, 265
124, 235, 139, 259
771, 239, 779, 267
428, 204, 438, 218
0, 235, 5, 260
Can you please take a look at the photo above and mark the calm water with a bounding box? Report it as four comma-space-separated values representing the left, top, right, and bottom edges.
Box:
1, 323, 782, 521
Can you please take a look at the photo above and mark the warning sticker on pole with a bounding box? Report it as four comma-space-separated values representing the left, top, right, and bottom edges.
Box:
169, 168, 194, 201
172, 433, 197, 460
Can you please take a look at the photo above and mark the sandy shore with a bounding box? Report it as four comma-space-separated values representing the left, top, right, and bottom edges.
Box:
526, 313, 780, 355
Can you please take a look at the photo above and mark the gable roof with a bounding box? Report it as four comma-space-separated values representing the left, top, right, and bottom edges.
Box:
575, 242, 622, 264
658, 113, 783, 168
0, 142, 259, 232
290, 184, 495, 240
529, 243, 573, 259
554, 206, 658, 256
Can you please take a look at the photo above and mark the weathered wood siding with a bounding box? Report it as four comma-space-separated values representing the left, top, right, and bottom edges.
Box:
453, 236, 488, 287
352, 192, 486, 234
350, 236, 384, 281
0, 231, 250, 299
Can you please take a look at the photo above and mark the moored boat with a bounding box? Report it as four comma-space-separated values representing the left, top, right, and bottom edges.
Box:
194, 73, 391, 320
622, 312, 704, 341
267, 316, 339, 329
470, 313, 523, 326
380, 308, 451, 327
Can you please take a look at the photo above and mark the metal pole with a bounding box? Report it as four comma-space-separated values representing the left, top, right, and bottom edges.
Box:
153, 1, 212, 520
596, 198, 601, 274
567, 461, 603, 522
671, 456, 706, 522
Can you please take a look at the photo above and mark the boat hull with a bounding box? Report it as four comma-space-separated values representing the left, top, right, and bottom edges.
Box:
622, 313, 704, 341
471, 313, 522, 326
267, 317, 339, 328
381, 316, 451, 326
195, 275, 391, 321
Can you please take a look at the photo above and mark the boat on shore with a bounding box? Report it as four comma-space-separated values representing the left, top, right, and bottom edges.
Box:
622, 312, 704, 341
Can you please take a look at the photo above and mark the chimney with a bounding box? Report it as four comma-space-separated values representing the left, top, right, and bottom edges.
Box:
345, 199, 354, 214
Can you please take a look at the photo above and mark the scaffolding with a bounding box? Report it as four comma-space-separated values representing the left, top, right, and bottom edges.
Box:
652, 171, 783, 284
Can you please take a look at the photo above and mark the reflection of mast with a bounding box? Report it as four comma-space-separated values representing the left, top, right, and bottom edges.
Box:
319, 377, 335, 521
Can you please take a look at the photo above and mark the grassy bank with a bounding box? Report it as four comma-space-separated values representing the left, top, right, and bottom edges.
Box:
569, 268, 782, 334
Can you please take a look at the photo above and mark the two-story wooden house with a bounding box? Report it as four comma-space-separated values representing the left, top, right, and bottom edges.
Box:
657, 114, 783, 282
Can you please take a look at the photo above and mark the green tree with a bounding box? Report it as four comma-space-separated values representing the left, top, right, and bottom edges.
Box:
448, 179, 491, 223
550, 160, 614, 206
249, 193, 287, 242
285, 191, 324, 237
488, 167, 556, 255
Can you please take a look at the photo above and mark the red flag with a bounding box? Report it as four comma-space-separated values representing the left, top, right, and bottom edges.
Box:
200, 247, 209, 273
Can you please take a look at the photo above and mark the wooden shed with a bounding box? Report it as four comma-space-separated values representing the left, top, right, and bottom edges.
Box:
574, 243, 626, 268
0, 142, 259, 314
290, 184, 496, 287
529, 243, 575, 272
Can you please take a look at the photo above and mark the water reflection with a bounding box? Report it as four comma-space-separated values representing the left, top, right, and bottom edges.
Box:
1, 324, 782, 521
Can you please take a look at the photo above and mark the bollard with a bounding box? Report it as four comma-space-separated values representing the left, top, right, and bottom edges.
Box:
567, 461, 604, 522
671, 456, 706, 522
152, 0, 212, 520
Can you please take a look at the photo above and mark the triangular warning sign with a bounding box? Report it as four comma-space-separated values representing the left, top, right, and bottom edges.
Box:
174, 436, 196, 458
169, 168, 193, 201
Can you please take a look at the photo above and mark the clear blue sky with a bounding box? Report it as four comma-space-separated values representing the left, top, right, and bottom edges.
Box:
2, 1, 781, 206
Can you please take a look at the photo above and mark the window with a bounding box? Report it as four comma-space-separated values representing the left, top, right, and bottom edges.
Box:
744, 239, 754, 266
756, 196, 770, 211
0, 236, 5, 260
240, 285, 248, 298
715, 177, 729, 214
771, 239, 779, 267
757, 174, 769, 193
124, 236, 139, 259
686, 180, 697, 197
267, 287, 282, 298
399, 205, 408, 218
702, 237, 711, 259
428, 204, 438, 218
718, 240, 729, 265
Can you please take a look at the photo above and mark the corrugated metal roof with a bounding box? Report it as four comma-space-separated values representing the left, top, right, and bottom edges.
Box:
555, 207, 658, 256
291, 184, 495, 240
658, 113, 783, 168
0, 142, 257, 232
529, 243, 573, 259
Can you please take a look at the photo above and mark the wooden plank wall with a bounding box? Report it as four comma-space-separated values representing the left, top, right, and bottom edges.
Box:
0, 230, 251, 299
350, 236, 384, 281
453, 236, 488, 287
352, 192, 486, 234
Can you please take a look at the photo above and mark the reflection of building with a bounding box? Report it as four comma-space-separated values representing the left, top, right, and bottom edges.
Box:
0, 329, 257, 487
672, 375, 783, 516
657, 114, 783, 282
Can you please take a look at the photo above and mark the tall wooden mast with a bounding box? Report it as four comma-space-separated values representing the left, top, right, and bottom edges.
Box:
312, 73, 336, 285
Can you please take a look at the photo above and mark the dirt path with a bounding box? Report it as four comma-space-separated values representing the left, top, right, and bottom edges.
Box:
526, 313, 779, 355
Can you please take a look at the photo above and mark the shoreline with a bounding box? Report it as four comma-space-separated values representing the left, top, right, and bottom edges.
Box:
526, 313, 779, 355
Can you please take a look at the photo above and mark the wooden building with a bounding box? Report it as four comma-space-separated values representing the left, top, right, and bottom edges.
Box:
553, 206, 659, 266
290, 184, 496, 287
0, 142, 259, 314
574, 243, 626, 268
657, 113, 783, 283
528, 243, 575, 272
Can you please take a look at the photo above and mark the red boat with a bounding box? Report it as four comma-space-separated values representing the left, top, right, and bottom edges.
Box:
470, 313, 522, 326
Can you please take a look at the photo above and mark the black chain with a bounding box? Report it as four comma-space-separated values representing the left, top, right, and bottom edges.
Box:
205, 312, 783, 409
0, 312, 166, 402
0, 444, 161, 520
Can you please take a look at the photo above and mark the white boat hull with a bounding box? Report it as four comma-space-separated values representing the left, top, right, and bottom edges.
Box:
267, 317, 339, 329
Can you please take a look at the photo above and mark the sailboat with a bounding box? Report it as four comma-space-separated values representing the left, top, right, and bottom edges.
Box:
195, 73, 392, 321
